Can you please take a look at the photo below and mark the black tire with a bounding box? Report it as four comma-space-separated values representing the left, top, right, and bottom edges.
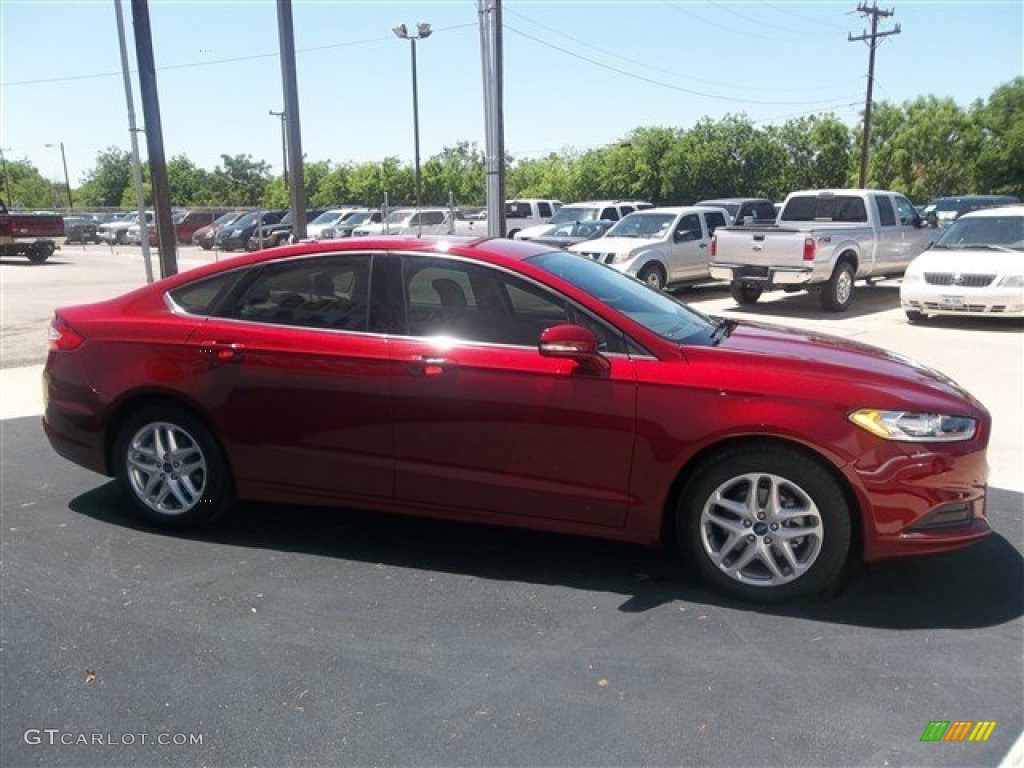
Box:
676, 445, 851, 603
730, 281, 763, 305
820, 260, 856, 312
638, 263, 667, 291
200, 242, 212, 251
905, 309, 927, 324
26, 242, 53, 264
113, 406, 235, 530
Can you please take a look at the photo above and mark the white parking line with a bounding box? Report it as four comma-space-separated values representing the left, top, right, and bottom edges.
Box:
0, 364, 45, 420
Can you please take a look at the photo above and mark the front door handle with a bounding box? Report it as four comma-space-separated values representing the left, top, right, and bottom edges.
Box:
198, 340, 245, 361
417, 356, 454, 376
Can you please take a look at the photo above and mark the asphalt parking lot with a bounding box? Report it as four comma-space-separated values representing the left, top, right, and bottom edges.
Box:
2, 242, 1022, 767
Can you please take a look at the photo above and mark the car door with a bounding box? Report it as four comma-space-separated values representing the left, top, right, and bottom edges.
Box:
388, 253, 638, 528
188, 252, 395, 503
870, 194, 902, 273
667, 213, 709, 282
893, 194, 935, 263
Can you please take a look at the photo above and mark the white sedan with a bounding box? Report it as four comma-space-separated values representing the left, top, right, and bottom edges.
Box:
900, 205, 1024, 322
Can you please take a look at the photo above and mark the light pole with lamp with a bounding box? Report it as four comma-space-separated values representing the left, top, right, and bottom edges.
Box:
45, 142, 73, 210
392, 21, 431, 230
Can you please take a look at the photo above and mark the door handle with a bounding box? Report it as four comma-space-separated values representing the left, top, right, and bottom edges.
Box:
198, 341, 245, 361
698, 242, 708, 249
417, 356, 454, 376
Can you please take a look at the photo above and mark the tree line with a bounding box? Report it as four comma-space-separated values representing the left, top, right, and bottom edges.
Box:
3, 78, 1020, 212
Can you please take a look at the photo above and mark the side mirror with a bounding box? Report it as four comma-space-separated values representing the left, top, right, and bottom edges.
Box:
538, 324, 609, 373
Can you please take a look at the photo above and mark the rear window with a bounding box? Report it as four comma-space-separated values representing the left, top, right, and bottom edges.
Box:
781, 195, 867, 223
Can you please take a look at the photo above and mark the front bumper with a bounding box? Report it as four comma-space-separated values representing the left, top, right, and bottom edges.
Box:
901, 281, 1024, 318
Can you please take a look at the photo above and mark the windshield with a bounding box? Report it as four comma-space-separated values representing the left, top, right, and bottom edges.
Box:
342, 212, 373, 227
934, 215, 1024, 250
310, 210, 342, 225
212, 211, 239, 226
606, 212, 675, 239
385, 210, 414, 224
529, 250, 715, 344
548, 206, 598, 225
232, 211, 260, 228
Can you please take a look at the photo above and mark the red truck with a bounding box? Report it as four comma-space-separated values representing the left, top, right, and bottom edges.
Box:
0, 201, 64, 263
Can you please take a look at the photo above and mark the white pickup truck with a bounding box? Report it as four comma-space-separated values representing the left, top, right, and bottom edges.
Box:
709, 189, 935, 311
504, 198, 561, 238
567, 206, 730, 290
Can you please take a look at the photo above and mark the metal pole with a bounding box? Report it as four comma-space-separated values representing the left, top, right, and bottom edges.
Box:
277, 0, 307, 239
411, 36, 423, 236
0, 148, 12, 206
478, 0, 506, 237
269, 109, 288, 188
131, 0, 178, 278
114, 0, 154, 282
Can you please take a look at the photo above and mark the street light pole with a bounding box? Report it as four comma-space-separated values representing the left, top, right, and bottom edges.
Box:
45, 142, 73, 210
0, 147, 12, 207
269, 108, 288, 188
393, 21, 431, 230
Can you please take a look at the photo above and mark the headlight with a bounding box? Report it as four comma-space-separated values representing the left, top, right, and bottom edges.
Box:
322, 228, 336, 238
610, 251, 635, 265
849, 409, 976, 442
999, 274, 1024, 287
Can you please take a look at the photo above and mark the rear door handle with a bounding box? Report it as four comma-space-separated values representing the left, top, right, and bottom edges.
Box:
198, 340, 245, 361
417, 356, 454, 376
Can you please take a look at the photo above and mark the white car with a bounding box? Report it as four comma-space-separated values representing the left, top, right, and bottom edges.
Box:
568, 206, 729, 290
307, 208, 364, 239
900, 204, 1024, 321
514, 200, 652, 241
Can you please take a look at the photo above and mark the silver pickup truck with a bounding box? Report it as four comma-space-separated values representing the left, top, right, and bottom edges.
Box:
709, 189, 935, 311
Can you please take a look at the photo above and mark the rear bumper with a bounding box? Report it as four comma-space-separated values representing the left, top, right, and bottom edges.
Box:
709, 262, 818, 285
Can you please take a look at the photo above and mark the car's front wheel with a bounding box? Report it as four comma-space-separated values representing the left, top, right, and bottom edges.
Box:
677, 445, 851, 603
905, 309, 928, 324
638, 263, 666, 290
114, 406, 235, 529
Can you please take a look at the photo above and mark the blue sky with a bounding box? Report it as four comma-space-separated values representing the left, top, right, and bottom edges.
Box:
2, 1, 1021, 186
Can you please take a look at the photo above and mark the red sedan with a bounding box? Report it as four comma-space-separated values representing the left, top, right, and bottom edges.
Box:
42, 237, 991, 602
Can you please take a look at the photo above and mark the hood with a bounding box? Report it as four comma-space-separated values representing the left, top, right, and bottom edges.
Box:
685, 320, 985, 415
568, 236, 660, 256
516, 223, 554, 240
910, 247, 1023, 277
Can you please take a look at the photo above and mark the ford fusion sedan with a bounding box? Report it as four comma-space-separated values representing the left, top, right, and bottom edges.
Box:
42, 237, 991, 603
901, 205, 1024, 321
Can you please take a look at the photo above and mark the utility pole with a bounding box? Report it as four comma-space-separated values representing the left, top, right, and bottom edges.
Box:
849, 2, 900, 188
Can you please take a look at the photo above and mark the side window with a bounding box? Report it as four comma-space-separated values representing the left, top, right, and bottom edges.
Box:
168, 271, 246, 315
601, 207, 619, 220
893, 196, 918, 226
228, 254, 372, 332
421, 211, 445, 226
620, 206, 636, 216
704, 211, 727, 234
872, 195, 897, 226
537, 202, 552, 218
402, 255, 625, 352
675, 214, 703, 241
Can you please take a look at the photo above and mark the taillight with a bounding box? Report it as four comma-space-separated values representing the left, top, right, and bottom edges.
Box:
710, 235, 717, 257
47, 315, 83, 351
802, 237, 817, 261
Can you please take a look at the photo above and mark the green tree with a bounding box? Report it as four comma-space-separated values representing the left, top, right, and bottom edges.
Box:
76, 147, 132, 207
973, 77, 1024, 197
313, 162, 352, 207
506, 151, 578, 201
421, 142, 486, 206
210, 154, 270, 206
0, 158, 60, 209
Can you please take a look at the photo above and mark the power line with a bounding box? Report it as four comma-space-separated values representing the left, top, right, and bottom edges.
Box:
660, 0, 802, 42
0, 23, 477, 87
504, 6, 860, 94
760, 1, 850, 32
505, 24, 861, 107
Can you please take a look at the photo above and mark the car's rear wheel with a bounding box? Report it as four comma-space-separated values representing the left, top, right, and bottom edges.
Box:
820, 261, 856, 312
114, 406, 234, 529
676, 446, 851, 603
638, 263, 666, 290
26, 242, 53, 264
730, 280, 763, 305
